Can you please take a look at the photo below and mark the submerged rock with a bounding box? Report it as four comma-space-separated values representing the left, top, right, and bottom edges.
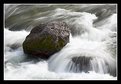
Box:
23, 21, 70, 59
71, 56, 116, 77
71, 56, 92, 73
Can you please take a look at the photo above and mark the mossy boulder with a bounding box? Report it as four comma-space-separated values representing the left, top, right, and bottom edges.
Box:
23, 21, 70, 59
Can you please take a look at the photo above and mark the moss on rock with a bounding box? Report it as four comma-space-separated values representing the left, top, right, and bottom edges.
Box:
23, 21, 70, 59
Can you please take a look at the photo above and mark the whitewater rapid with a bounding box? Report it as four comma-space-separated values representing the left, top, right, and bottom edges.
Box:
4, 4, 117, 80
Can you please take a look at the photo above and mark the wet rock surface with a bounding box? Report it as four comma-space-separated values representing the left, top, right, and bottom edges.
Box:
23, 21, 70, 59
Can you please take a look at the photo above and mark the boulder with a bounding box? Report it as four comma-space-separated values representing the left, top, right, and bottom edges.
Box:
23, 21, 70, 59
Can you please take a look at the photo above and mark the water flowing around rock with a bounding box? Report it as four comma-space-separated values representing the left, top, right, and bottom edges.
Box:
4, 4, 117, 80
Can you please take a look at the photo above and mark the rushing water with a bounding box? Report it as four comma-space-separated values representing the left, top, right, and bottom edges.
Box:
4, 4, 117, 80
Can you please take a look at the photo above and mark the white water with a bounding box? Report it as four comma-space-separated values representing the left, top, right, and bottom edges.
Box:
48, 37, 115, 74
4, 4, 117, 80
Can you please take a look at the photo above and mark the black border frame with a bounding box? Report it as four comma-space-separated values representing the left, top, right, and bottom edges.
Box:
1, 0, 120, 82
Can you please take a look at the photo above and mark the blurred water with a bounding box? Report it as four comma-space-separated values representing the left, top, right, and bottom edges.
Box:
4, 4, 117, 80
